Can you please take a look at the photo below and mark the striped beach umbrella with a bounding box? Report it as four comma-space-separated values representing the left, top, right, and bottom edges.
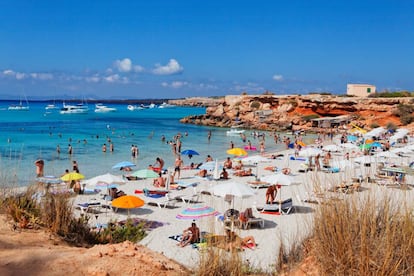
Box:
176, 205, 219, 220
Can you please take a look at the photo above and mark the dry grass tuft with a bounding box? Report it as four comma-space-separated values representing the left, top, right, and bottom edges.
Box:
312, 195, 414, 275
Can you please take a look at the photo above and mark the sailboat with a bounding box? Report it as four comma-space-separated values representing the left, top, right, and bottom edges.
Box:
8, 95, 30, 111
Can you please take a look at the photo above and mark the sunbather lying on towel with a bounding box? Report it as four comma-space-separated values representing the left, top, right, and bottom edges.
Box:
233, 168, 253, 177
207, 230, 256, 251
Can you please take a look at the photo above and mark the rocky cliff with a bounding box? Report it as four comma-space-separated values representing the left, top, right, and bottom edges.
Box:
171, 95, 414, 131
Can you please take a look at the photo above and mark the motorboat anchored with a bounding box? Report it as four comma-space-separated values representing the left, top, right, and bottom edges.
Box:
226, 127, 245, 136
60, 102, 89, 114
94, 103, 117, 113
127, 104, 145, 111
158, 102, 176, 108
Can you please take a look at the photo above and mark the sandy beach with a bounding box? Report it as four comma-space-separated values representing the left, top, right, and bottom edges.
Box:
65, 132, 414, 273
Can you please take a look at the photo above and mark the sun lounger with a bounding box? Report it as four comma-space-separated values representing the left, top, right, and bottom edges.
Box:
77, 202, 101, 213
175, 186, 200, 204
259, 198, 293, 215
147, 193, 179, 209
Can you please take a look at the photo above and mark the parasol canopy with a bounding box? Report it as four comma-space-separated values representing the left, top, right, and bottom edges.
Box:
111, 195, 144, 209
210, 181, 255, 198
132, 169, 159, 179
176, 204, 219, 220
61, 172, 85, 182
112, 161, 136, 170
226, 148, 248, 156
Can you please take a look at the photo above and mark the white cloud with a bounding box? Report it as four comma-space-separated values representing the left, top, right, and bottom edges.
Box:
86, 75, 100, 83
161, 81, 188, 88
114, 58, 132, 72
272, 74, 284, 81
104, 74, 120, 83
153, 59, 183, 75
30, 73, 53, 80
114, 58, 144, 73
3, 69, 15, 76
15, 72, 27, 80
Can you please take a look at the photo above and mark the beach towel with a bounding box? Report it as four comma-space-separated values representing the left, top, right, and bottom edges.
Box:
169, 234, 183, 242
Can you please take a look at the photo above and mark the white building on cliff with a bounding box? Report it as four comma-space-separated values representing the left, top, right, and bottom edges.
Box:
347, 83, 376, 97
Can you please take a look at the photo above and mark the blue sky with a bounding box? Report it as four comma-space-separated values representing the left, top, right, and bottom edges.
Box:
0, 0, 413, 99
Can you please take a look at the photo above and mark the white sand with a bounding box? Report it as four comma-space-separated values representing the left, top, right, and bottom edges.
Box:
72, 136, 414, 272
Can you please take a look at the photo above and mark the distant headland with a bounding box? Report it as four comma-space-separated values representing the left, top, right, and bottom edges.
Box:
169, 94, 414, 132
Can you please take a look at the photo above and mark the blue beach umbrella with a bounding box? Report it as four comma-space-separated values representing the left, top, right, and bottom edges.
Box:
181, 149, 200, 156
112, 161, 136, 170
347, 135, 357, 142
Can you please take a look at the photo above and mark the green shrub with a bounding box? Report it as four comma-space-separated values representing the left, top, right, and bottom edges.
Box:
250, 101, 261, 109
98, 219, 147, 244
370, 122, 380, 129
386, 122, 398, 131
302, 114, 320, 122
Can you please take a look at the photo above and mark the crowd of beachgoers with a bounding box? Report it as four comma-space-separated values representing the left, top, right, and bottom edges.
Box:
32, 125, 414, 272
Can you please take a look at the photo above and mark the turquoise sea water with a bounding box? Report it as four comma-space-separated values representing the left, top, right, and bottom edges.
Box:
0, 101, 316, 186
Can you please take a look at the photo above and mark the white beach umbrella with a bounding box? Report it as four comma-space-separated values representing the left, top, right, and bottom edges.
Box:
323, 144, 342, 152
375, 151, 399, 158
241, 155, 271, 164
210, 181, 255, 198
353, 155, 375, 165
340, 142, 359, 150
260, 173, 296, 186
335, 160, 354, 170
85, 173, 126, 186
390, 147, 412, 154
298, 147, 322, 157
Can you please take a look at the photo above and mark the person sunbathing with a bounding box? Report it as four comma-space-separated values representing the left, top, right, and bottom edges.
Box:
233, 160, 243, 170
225, 229, 256, 251
178, 222, 200, 247
109, 187, 126, 199
223, 157, 232, 169
196, 169, 208, 177
220, 168, 229, 179
153, 173, 166, 188
234, 168, 253, 177
281, 167, 291, 175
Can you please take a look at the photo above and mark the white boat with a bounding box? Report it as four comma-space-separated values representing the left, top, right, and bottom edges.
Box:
60, 102, 89, 114
8, 96, 30, 111
94, 103, 117, 113
226, 127, 245, 136
127, 104, 145, 111
147, 103, 157, 109
158, 102, 176, 108
45, 104, 59, 110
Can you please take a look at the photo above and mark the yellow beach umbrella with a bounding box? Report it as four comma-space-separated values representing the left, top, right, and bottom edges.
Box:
61, 172, 85, 182
227, 147, 248, 156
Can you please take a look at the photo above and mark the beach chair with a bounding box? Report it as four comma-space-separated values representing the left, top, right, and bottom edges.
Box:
261, 198, 293, 215
77, 202, 101, 214
176, 186, 201, 204
239, 208, 265, 230
148, 193, 179, 209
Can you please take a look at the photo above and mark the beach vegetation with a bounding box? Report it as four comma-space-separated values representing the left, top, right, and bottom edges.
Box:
311, 195, 414, 275
386, 122, 398, 132
97, 219, 146, 244
250, 101, 261, 109
302, 114, 320, 122
371, 91, 413, 98
393, 104, 414, 125
0, 185, 147, 246
369, 122, 380, 129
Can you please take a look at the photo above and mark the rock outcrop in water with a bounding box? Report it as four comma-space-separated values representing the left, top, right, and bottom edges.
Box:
170, 95, 414, 131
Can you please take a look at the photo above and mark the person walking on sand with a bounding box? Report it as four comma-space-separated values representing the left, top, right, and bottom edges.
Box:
34, 159, 44, 177
173, 155, 184, 180
153, 157, 164, 172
